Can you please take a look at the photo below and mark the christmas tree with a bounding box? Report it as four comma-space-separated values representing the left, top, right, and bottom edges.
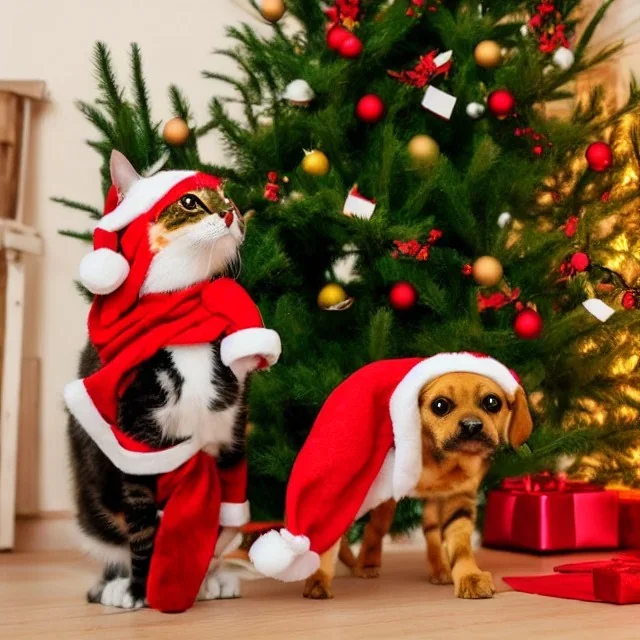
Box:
57, 0, 640, 534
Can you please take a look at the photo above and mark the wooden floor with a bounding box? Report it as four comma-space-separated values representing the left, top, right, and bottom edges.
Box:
0, 548, 637, 639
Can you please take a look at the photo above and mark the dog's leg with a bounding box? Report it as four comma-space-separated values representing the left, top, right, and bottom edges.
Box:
353, 499, 396, 579
441, 493, 495, 599
338, 536, 357, 570
303, 540, 340, 600
422, 499, 452, 585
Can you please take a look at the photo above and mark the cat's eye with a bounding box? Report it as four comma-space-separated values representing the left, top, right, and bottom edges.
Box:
180, 195, 200, 210
482, 394, 502, 414
431, 397, 453, 417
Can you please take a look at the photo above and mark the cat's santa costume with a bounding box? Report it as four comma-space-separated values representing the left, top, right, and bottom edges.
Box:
64, 170, 281, 612
249, 354, 521, 582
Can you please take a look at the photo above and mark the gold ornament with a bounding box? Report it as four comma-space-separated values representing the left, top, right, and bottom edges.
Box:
472, 256, 504, 287
408, 134, 440, 167
302, 149, 330, 176
474, 40, 503, 68
318, 283, 347, 309
163, 117, 190, 146
260, 0, 286, 23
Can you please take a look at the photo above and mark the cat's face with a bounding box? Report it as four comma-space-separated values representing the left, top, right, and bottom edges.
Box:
141, 187, 244, 294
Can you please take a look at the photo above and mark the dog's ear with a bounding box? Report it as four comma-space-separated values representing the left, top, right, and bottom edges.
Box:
508, 388, 533, 449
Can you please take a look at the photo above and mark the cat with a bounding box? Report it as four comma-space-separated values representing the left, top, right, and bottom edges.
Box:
68, 151, 253, 609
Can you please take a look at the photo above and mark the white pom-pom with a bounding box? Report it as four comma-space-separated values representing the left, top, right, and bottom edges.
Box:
497, 212, 512, 228
466, 102, 485, 119
79, 248, 130, 295
249, 529, 319, 582
282, 79, 315, 105
553, 47, 575, 71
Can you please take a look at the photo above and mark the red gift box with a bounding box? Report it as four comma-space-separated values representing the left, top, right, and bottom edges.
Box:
618, 491, 640, 549
505, 553, 640, 604
483, 473, 619, 552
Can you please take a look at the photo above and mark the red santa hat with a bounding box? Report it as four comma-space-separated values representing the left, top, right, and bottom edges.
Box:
78, 168, 220, 296
249, 352, 522, 582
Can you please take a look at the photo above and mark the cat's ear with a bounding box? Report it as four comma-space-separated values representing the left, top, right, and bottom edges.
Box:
110, 150, 140, 196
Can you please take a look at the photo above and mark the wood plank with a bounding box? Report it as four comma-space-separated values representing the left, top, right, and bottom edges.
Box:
0, 250, 26, 549
16, 357, 40, 516
0, 549, 636, 639
0, 81, 47, 101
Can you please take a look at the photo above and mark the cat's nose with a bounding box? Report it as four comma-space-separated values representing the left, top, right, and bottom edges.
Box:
224, 212, 234, 228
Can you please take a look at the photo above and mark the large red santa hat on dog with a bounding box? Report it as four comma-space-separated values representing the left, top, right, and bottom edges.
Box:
249, 353, 526, 582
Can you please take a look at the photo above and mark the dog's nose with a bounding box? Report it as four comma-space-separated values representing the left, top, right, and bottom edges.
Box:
459, 417, 483, 438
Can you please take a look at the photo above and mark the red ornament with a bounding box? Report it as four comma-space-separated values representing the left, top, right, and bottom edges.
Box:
570, 252, 590, 272
339, 34, 363, 58
585, 142, 613, 172
532, 145, 544, 156
389, 281, 418, 310
326, 25, 350, 50
356, 94, 385, 123
462, 263, 473, 276
562, 216, 579, 238
622, 291, 637, 310
513, 308, 543, 340
487, 89, 516, 118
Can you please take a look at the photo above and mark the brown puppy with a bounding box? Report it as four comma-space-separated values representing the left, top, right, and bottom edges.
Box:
303, 372, 532, 600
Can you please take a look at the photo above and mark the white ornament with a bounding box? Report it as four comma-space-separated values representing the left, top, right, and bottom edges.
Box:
497, 212, 512, 228
422, 85, 457, 120
343, 186, 376, 220
520, 24, 529, 37
433, 50, 453, 68
466, 102, 485, 119
553, 47, 575, 71
582, 298, 615, 323
282, 79, 315, 106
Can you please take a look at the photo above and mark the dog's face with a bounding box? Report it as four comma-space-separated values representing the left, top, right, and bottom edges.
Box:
418, 372, 533, 459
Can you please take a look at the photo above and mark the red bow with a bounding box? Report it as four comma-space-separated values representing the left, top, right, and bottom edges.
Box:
325, 0, 360, 28
391, 229, 442, 261
501, 472, 599, 493
388, 50, 452, 88
477, 287, 521, 312
263, 171, 281, 202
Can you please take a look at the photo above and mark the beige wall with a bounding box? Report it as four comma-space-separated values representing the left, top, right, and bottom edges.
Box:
0, 0, 268, 512
0, 1, 639, 514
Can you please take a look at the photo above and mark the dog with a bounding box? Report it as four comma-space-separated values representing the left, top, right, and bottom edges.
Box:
302, 370, 533, 600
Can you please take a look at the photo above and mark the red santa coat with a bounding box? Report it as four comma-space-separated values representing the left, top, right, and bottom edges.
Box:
65, 170, 281, 612
249, 354, 521, 582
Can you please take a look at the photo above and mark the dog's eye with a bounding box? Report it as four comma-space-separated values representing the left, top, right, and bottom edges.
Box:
482, 394, 502, 414
180, 195, 199, 210
431, 397, 452, 417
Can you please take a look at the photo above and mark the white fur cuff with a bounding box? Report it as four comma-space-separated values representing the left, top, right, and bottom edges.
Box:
220, 328, 282, 368
248, 529, 320, 582
219, 501, 250, 527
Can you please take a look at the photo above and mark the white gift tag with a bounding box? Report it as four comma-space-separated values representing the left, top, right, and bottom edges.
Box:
343, 193, 376, 220
582, 298, 615, 322
422, 85, 457, 120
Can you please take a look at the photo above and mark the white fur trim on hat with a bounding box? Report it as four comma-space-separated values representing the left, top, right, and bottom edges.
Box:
389, 353, 521, 499
249, 529, 320, 582
98, 170, 197, 232
220, 328, 282, 368
79, 248, 130, 296
64, 379, 200, 475
219, 501, 250, 527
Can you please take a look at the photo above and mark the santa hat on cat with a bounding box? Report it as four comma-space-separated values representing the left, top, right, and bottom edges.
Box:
249, 353, 529, 582
78, 151, 232, 298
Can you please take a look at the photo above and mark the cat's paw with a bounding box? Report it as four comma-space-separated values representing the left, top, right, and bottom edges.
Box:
99, 578, 145, 609
198, 571, 241, 601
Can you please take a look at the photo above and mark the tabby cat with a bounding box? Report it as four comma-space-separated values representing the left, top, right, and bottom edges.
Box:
68, 152, 250, 609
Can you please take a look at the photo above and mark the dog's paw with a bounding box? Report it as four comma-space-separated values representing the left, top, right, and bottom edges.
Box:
454, 571, 496, 599
303, 571, 334, 600
198, 571, 242, 601
352, 566, 380, 579
428, 567, 453, 585
99, 578, 145, 609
